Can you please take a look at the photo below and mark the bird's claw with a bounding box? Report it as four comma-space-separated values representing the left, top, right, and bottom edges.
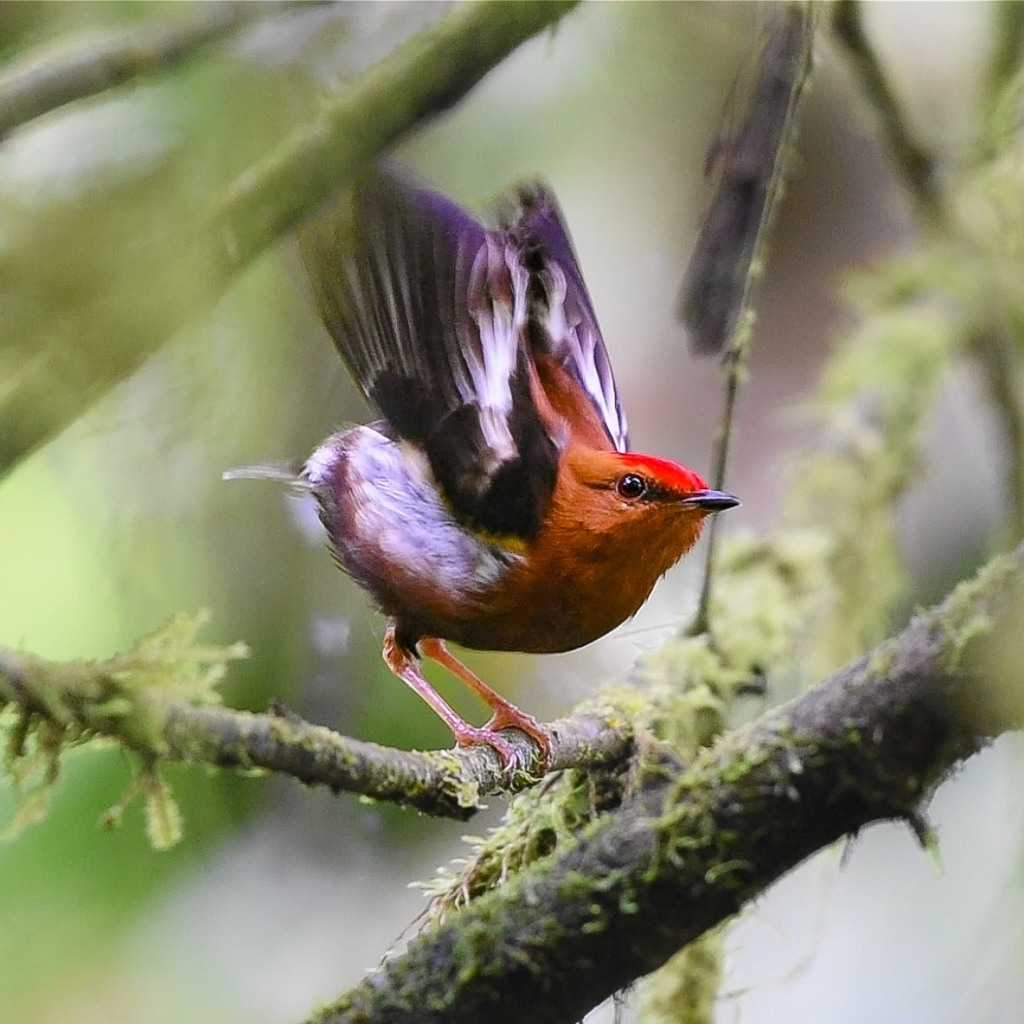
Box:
454, 719, 551, 775
485, 706, 552, 773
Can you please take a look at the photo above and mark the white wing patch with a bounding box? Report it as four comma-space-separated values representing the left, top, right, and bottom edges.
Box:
458, 236, 530, 461
541, 262, 629, 452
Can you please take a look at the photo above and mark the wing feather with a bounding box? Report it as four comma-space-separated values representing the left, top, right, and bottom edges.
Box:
502, 184, 629, 453
298, 168, 558, 539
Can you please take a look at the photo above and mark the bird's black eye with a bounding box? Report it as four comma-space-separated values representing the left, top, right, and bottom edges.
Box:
616, 473, 648, 500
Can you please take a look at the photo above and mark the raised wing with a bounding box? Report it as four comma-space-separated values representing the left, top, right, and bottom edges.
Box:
502, 184, 629, 453
297, 168, 558, 540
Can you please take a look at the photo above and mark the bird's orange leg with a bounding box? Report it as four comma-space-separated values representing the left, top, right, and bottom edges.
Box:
417, 637, 552, 770
383, 625, 531, 771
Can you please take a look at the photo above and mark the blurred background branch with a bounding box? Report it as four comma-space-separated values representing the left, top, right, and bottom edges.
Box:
0, 1, 294, 141
0, 0, 579, 476
832, 0, 1024, 542
212, 0, 581, 273
980, 0, 1024, 145
830, 0, 943, 223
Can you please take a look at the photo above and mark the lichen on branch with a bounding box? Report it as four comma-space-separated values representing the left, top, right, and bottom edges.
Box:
0, 610, 245, 847
0, 613, 638, 840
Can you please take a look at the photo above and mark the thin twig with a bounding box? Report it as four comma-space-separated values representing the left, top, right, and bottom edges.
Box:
830, 0, 943, 224
689, 347, 744, 637
687, 5, 815, 636
966, 324, 1024, 544
0, 2, 288, 140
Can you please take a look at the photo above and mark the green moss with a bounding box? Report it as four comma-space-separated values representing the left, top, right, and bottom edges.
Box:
936, 553, 1018, 668
867, 643, 897, 681
417, 757, 631, 921
637, 929, 724, 1024
0, 610, 246, 847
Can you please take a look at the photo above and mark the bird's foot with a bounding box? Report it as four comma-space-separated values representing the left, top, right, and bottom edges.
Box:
453, 715, 551, 775
483, 706, 552, 772
399, 633, 552, 773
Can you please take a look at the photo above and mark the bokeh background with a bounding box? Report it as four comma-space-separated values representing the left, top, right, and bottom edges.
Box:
1, 3, 1021, 1022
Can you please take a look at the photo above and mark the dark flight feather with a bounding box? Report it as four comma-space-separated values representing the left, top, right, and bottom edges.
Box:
298, 167, 626, 540
502, 183, 628, 453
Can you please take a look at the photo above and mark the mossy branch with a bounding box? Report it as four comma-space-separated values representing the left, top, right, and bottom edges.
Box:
0, 611, 246, 847
0, 621, 634, 827
312, 542, 1024, 1024
832, 1, 1024, 544
162, 700, 634, 820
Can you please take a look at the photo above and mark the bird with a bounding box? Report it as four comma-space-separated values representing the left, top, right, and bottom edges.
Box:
233, 167, 739, 773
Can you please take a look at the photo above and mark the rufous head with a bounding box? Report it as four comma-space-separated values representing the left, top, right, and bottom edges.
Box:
551, 446, 739, 576
565, 447, 737, 516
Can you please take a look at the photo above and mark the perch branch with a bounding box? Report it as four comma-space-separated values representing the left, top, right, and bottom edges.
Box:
163, 702, 633, 819
0, 637, 632, 821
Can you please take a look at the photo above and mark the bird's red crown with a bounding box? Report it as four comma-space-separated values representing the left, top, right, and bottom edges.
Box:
614, 452, 709, 495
